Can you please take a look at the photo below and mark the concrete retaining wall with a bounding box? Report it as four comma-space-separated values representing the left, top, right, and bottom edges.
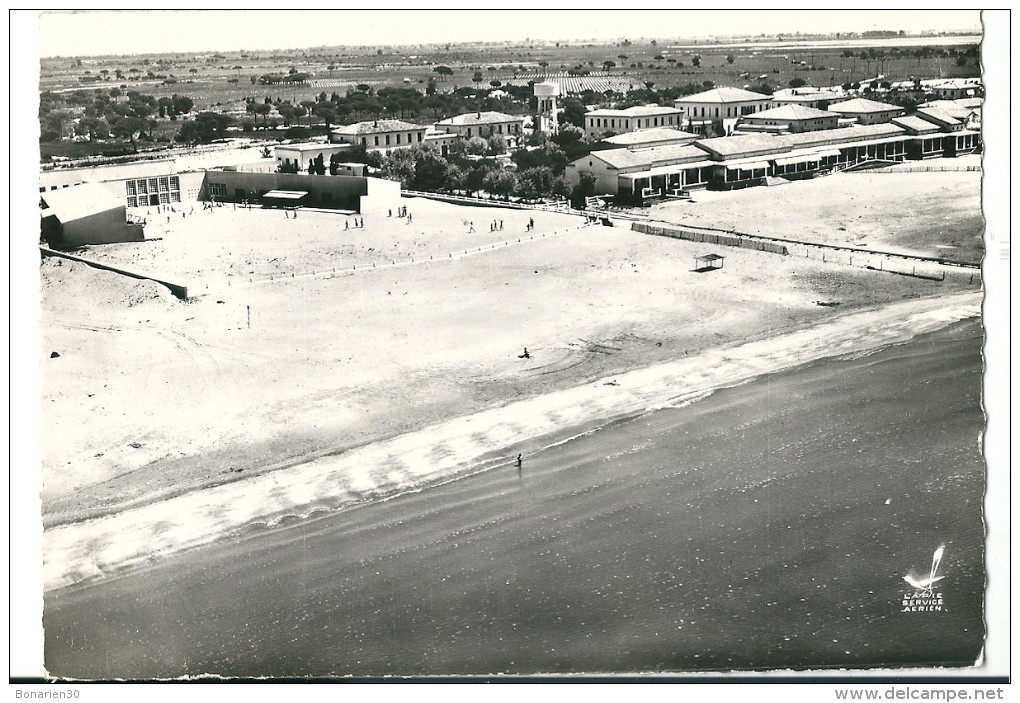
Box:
39, 247, 188, 300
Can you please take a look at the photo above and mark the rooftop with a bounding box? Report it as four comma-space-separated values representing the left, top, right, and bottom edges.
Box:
602, 127, 699, 147
694, 133, 792, 159
435, 111, 524, 126
587, 105, 682, 118
827, 98, 902, 114
915, 107, 963, 127
40, 182, 124, 222
674, 87, 772, 104
745, 104, 835, 121
276, 142, 347, 152
587, 143, 708, 170
891, 115, 941, 133
333, 119, 425, 135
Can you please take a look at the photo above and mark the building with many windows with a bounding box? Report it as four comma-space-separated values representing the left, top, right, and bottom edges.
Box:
330, 119, 427, 155
738, 104, 840, 134
673, 87, 774, 136
434, 111, 525, 144
583, 105, 684, 139
826, 98, 904, 125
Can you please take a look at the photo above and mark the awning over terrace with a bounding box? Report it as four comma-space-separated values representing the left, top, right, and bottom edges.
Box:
619, 161, 716, 181
719, 157, 772, 170
834, 135, 913, 150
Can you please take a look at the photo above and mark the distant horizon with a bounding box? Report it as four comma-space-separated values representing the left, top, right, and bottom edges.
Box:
35, 10, 982, 59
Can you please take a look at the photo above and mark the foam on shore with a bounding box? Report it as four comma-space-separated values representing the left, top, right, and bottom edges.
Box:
43, 292, 982, 592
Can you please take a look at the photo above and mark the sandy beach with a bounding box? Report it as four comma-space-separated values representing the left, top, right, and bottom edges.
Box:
38, 168, 982, 590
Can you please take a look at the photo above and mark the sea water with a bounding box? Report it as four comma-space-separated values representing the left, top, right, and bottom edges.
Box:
44, 318, 985, 679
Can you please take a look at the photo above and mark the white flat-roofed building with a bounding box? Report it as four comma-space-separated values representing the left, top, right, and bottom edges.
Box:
424, 129, 458, 157
330, 119, 427, 155
584, 105, 684, 139
275, 142, 351, 172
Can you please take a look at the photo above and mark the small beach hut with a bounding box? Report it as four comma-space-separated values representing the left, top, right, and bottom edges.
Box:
694, 253, 725, 271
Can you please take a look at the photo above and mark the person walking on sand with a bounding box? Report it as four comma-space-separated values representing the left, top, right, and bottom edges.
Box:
345, 220, 349, 230
469, 221, 475, 233
516, 454, 523, 469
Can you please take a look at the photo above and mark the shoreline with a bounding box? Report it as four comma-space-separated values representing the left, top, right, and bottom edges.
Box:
42, 290, 982, 594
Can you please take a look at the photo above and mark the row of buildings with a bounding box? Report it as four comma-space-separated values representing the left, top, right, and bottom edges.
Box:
567, 96, 981, 203
583, 85, 981, 140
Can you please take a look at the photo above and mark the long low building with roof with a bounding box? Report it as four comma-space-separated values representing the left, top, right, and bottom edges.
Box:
565, 121, 940, 202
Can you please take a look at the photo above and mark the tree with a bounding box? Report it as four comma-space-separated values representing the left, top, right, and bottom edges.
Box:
789, 77, 807, 89
726, 54, 735, 64
407, 144, 450, 191
381, 148, 416, 188
465, 136, 489, 155
570, 171, 597, 208
486, 133, 506, 156
176, 111, 232, 143
433, 65, 454, 81
603, 60, 616, 72
77, 116, 111, 141
312, 103, 337, 129
482, 169, 518, 199
246, 101, 271, 128
172, 95, 194, 115
111, 116, 147, 152
560, 96, 586, 129
691, 55, 701, 67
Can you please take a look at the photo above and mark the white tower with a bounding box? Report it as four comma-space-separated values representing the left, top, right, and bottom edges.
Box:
534, 81, 560, 134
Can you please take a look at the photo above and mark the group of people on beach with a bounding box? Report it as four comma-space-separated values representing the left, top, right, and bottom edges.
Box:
344, 218, 365, 230
389, 206, 412, 224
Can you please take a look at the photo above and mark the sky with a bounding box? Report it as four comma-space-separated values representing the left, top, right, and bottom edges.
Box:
34, 9, 982, 58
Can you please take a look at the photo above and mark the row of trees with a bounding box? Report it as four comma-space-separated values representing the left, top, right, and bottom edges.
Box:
40, 87, 195, 150
357, 127, 594, 204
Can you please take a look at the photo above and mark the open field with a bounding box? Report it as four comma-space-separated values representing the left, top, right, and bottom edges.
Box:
39, 170, 980, 531
39, 31, 980, 162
